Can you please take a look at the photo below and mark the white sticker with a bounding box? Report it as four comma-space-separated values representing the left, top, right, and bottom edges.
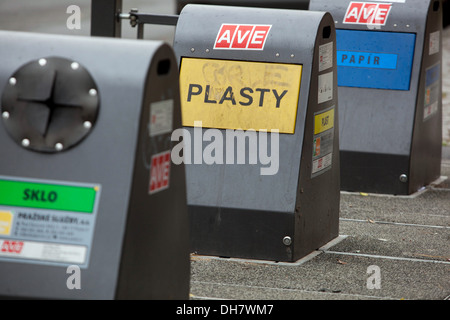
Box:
0, 239, 87, 265
318, 71, 333, 104
149, 99, 174, 137
429, 31, 440, 56
0, 176, 100, 268
424, 101, 438, 120
319, 42, 333, 72
423, 63, 440, 121
312, 153, 333, 175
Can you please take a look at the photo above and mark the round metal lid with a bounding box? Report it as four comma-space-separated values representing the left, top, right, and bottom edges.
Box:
1, 57, 100, 153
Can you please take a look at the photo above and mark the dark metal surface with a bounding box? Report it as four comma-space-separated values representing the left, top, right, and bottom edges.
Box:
408, 0, 443, 194
340, 151, 410, 194
116, 45, 189, 299
90, 0, 122, 37
189, 206, 294, 261
128, 12, 179, 39
1, 57, 99, 153
131, 12, 179, 26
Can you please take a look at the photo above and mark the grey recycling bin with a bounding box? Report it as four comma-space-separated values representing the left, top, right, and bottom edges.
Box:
0, 31, 189, 299
310, 0, 443, 195
173, 5, 340, 262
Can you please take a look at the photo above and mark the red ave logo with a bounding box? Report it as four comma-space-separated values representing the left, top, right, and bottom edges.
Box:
214, 24, 272, 50
149, 151, 171, 195
343, 2, 392, 25
1, 240, 24, 254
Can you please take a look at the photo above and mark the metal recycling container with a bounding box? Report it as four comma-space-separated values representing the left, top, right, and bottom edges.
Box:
0, 31, 189, 299
173, 5, 340, 262
310, 0, 443, 195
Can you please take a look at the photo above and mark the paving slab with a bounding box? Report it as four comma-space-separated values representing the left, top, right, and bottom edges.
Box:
190, 248, 449, 300
190, 153, 450, 301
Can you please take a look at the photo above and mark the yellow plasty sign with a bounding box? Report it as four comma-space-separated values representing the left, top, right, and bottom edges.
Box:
314, 108, 335, 135
179, 58, 302, 133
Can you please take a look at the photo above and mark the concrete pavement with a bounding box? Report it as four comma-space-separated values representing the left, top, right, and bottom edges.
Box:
189, 150, 449, 300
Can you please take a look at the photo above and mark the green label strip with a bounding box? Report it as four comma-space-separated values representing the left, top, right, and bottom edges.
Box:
0, 179, 98, 213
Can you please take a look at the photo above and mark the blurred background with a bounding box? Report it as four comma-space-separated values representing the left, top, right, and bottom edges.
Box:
1, 1, 448, 42
0, 0, 177, 42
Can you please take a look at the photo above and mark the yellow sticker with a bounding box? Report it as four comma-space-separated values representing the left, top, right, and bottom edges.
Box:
314, 108, 335, 135
179, 58, 302, 133
0, 211, 13, 236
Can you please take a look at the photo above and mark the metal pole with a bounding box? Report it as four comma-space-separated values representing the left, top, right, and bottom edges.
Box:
125, 11, 179, 40
137, 24, 144, 40
91, 0, 123, 37
131, 13, 179, 26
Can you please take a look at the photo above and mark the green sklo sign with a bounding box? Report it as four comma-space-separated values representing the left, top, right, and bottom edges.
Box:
0, 179, 98, 213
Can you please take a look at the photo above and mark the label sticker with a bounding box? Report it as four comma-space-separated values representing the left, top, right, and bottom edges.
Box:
179, 58, 302, 133
0, 176, 100, 268
0, 211, 13, 235
314, 108, 335, 135
429, 31, 440, 56
318, 71, 333, 104
424, 63, 440, 121
149, 151, 171, 195
337, 51, 398, 69
214, 24, 272, 50
343, 2, 392, 26
319, 42, 334, 72
149, 99, 174, 137
0, 239, 87, 265
1, 240, 23, 254
312, 153, 333, 176
312, 107, 335, 177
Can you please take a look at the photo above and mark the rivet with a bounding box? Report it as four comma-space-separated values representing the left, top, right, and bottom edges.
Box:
71, 62, 80, 70
290, 54, 295, 58
393, 23, 398, 27
55, 143, 64, 151
38, 58, 47, 66
205, 48, 210, 53
190, 48, 195, 52
406, 24, 410, 28
283, 236, 292, 246
83, 121, 92, 129
399, 174, 408, 183
21, 138, 30, 147
275, 53, 280, 57
2, 111, 10, 119
9, 77, 16, 86
89, 89, 97, 97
